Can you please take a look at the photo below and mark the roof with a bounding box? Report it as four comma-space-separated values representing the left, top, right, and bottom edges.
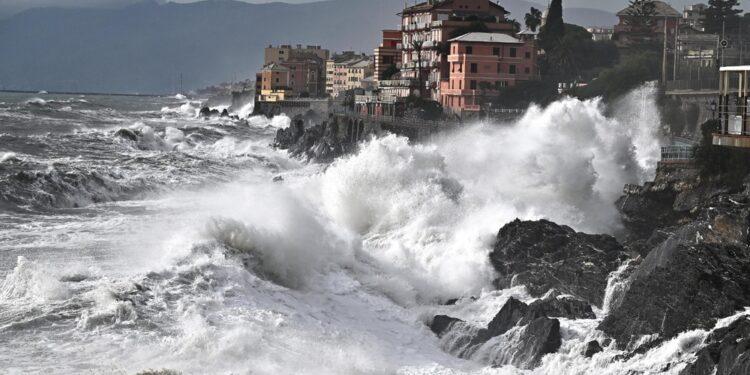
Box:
617, 1, 681, 18
449, 32, 523, 44
720, 66, 750, 72
518, 28, 539, 35
349, 59, 372, 68
399, 0, 508, 16
262, 63, 289, 72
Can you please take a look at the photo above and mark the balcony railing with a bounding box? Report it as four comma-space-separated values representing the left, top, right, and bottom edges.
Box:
666, 79, 719, 91
661, 145, 695, 161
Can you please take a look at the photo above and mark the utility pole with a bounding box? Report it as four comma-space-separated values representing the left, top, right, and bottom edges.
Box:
662, 16, 668, 87
721, 20, 726, 67
673, 21, 679, 82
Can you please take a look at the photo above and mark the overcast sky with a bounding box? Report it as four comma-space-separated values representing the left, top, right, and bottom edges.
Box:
1, 0, 748, 20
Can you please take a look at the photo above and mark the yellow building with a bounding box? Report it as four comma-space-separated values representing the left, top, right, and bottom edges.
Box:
325, 53, 374, 98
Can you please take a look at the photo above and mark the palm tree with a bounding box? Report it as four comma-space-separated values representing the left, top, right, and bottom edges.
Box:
525, 7, 543, 32
411, 40, 425, 98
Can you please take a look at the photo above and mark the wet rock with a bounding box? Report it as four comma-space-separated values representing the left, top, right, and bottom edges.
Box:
500, 317, 561, 369
430, 315, 463, 337
272, 176, 284, 183
199, 106, 220, 118
220, 109, 229, 117
680, 317, 750, 375
599, 240, 750, 348
274, 115, 352, 163
525, 293, 596, 321
430, 297, 564, 370
115, 128, 139, 142
584, 340, 603, 357
490, 219, 630, 307
617, 164, 700, 242
476, 297, 528, 342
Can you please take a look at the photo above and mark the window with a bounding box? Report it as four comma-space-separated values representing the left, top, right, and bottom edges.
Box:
465, 46, 473, 55
510, 48, 517, 58
470, 80, 477, 90
276, 78, 280, 83
525, 51, 531, 59
509, 65, 516, 74
497, 63, 502, 73
525, 67, 530, 74
493, 47, 500, 56
470, 63, 477, 73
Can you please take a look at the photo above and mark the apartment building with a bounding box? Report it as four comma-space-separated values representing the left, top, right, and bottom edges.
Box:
325, 53, 374, 97
439, 32, 538, 113
374, 30, 403, 84
398, 0, 515, 99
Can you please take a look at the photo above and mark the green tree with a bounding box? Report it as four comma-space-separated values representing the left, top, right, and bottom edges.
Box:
382, 64, 399, 80
525, 7, 543, 32
622, 0, 658, 46
539, 0, 564, 52
703, 0, 743, 34
573, 51, 660, 100
411, 40, 425, 98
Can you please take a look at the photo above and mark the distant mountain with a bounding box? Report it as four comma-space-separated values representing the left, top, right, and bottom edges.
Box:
0, 0, 615, 94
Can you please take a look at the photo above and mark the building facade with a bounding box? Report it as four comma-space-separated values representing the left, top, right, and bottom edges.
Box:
439, 32, 538, 114
614, 1, 681, 48
683, 3, 707, 32
587, 27, 614, 41
374, 30, 403, 84
255, 44, 329, 101
255, 63, 291, 102
325, 53, 374, 97
264, 44, 330, 65
398, 0, 515, 100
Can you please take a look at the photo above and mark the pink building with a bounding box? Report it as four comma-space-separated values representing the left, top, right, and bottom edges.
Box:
440, 32, 538, 114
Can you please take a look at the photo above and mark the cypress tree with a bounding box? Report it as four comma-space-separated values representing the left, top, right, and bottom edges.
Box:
539, 0, 564, 52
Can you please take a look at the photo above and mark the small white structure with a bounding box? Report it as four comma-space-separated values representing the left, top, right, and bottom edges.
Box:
713, 66, 750, 147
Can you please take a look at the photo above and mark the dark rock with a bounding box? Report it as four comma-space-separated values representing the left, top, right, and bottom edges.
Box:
599, 241, 750, 348
525, 294, 596, 322
272, 176, 284, 183
444, 298, 459, 305
499, 317, 561, 369
617, 164, 700, 242
199, 106, 220, 118
115, 128, 139, 142
680, 317, 750, 375
430, 315, 463, 337
584, 340, 603, 357
220, 109, 229, 117
430, 297, 564, 370
274, 115, 352, 162
477, 297, 528, 341
490, 219, 630, 307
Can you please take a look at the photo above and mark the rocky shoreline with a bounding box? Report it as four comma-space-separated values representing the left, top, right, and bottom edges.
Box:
274, 120, 750, 373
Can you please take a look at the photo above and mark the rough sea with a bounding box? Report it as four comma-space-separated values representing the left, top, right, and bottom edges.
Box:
0, 89, 739, 374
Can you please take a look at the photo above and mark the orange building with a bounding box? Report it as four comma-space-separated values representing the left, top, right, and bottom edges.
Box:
398, 0, 515, 99
255, 63, 292, 101
440, 32, 538, 114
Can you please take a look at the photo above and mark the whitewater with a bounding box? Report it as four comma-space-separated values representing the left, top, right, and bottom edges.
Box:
0, 87, 737, 374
